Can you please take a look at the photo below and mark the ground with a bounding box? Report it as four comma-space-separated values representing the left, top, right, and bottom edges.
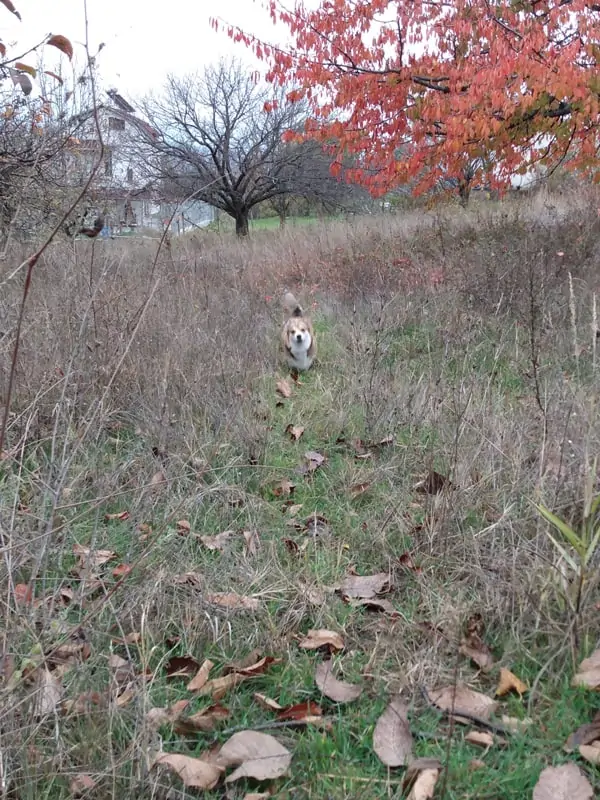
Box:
1, 186, 599, 798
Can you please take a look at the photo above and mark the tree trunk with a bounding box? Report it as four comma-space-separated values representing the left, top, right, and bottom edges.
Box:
458, 180, 471, 208
235, 210, 249, 237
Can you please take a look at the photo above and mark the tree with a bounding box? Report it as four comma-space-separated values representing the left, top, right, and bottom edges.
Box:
218, 0, 600, 200
140, 58, 352, 236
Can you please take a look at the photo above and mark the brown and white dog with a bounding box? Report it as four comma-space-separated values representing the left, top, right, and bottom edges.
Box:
281, 291, 316, 371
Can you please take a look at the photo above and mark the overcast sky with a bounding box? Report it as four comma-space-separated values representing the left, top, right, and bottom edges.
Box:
3, 0, 286, 103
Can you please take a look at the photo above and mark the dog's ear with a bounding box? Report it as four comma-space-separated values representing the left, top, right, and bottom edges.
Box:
283, 291, 304, 318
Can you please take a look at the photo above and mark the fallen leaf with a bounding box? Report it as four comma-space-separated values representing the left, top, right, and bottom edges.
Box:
337, 572, 390, 599
173, 703, 230, 734
177, 519, 191, 535
112, 563, 132, 578
298, 629, 344, 652
104, 510, 130, 522
187, 659, 214, 691
303, 513, 331, 537
459, 634, 494, 672
14, 583, 33, 605
149, 470, 167, 487
277, 701, 323, 721
222, 649, 263, 673
286, 424, 305, 441
565, 712, 600, 751
414, 470, 452, 494
272, 479, 296, 497
315, 660, 362, 703
468, 759, 486, 770
347, 597, 399, 615
33, 668, 63, 719
153, 752, 223, 790
350, 482, 371, 498
200, 530, 235, 551
398, 552, 422, 572
284, 502, 303, 516
242, 794, 272, 800
283, 538, 300, 554
204, 592, 259, 611
166, 655, 201, 679
298, 450, 326, 475
465, 730, 495, 749
196, 660, 280, 701
428, 684, 499, 722
254, 692, 283, 711
72, 544, 116, 569
235, 656, 282, 677
173, 572, 203, 586
243, 529, 260, 556
145, 699, 190, 729
532, 762, 594, 800
112, 631, 141, 646
70, 774, 96, 796
572, 649, 600, 689
501, 714, 533, 734
404, 758, 441, 800
495, 667, 528, 697
215, 730, 292, 783
579, 743, 600, 765
373, 697, 413, 767
108, 654, 136, 690
276, 378, 292, 398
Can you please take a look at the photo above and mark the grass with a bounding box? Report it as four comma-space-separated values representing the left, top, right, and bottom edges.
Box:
1, 186, 600, 798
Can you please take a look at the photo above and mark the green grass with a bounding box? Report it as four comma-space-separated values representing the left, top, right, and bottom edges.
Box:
3, 283, 600, 797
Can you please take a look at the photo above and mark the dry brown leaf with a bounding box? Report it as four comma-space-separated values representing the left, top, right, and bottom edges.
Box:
350, 481, 371, 498
298, 450, 326, 474
298, 629, 344, 652
572, 649, 600, 689
108, 654, 136, 690
150, 470, 167, 487
145, 699, 190, 730
276, 378, 292, 398
286, 424, 305, 441
153, 752, 223, 790
277, 701, 323, 721
200, 530, 235, 551
579, 744, 600, 765
565, 713, 600, 751
347, 597, 398, 615
197, 673, 246, 700
33, 668, 63, 719
407, 767, 440, 800
187, 659, 214, 691
315, 660, 362, 703
173, 704, 230, 734
465, 730, 494, 749
204, 592, 259, 611
215, 730, 292, 783
176, 519, 191, 535
532, 762, 594, 800
459, 635, 494, 672
403, 758, 443, 795
428, 684, 499, 721
373, 697, 413, 767
495, 667, 528, 697
166, 655, 201, 679
501, 714, 533, 734
337, 572, 390, 599
414, 469, 452, 494
70, 774, 96, 796
273, 479, 296, 497
223, 649, 263, 673
243, 529, 260, 556
253, 693, 283, 711
104, 510, 130, 521
242, 794, 272, 800
72, 543, 116, 569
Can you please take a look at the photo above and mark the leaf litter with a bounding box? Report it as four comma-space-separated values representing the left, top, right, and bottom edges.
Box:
373, 697, 413, 767
314, 660, 362, 703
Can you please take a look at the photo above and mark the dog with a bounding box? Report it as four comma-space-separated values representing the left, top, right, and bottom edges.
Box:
281, 291, 316, 372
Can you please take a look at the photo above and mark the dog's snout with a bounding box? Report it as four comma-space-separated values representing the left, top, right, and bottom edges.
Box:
295, 333, 303, 342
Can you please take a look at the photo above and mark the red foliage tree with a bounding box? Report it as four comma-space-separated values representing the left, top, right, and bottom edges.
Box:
216, 0, 600, 200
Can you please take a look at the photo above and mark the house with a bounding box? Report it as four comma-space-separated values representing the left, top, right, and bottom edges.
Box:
67, 90, 215, 234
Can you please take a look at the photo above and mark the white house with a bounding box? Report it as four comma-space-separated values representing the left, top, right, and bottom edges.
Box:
67, 90, 215, 234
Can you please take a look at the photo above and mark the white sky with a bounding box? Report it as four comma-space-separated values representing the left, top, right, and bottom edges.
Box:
1, 0, 285, 103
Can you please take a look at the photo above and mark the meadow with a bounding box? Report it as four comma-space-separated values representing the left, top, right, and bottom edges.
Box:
0, 185, 599, 799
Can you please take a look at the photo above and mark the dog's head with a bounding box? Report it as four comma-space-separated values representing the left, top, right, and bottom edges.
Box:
283, 315, 313, 351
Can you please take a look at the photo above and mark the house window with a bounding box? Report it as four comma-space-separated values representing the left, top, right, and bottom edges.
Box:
104, 150, 113, 177
109, 117, 125, 131
127, 167, 133, 183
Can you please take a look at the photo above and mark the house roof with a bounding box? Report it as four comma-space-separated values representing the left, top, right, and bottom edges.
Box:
106, 89, 136, 114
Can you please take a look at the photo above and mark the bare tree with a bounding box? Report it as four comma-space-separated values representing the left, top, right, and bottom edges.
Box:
140, 59, 353, 236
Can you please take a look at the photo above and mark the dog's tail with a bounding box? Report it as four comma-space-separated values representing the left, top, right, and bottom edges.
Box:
283, 291, 303, 318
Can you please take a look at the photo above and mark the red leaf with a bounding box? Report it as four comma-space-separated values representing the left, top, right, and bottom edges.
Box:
0, 0, 20, 20
47, 34, 73, 60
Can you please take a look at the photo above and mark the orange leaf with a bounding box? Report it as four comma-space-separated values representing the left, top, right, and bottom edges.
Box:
47, 34, 73, 60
